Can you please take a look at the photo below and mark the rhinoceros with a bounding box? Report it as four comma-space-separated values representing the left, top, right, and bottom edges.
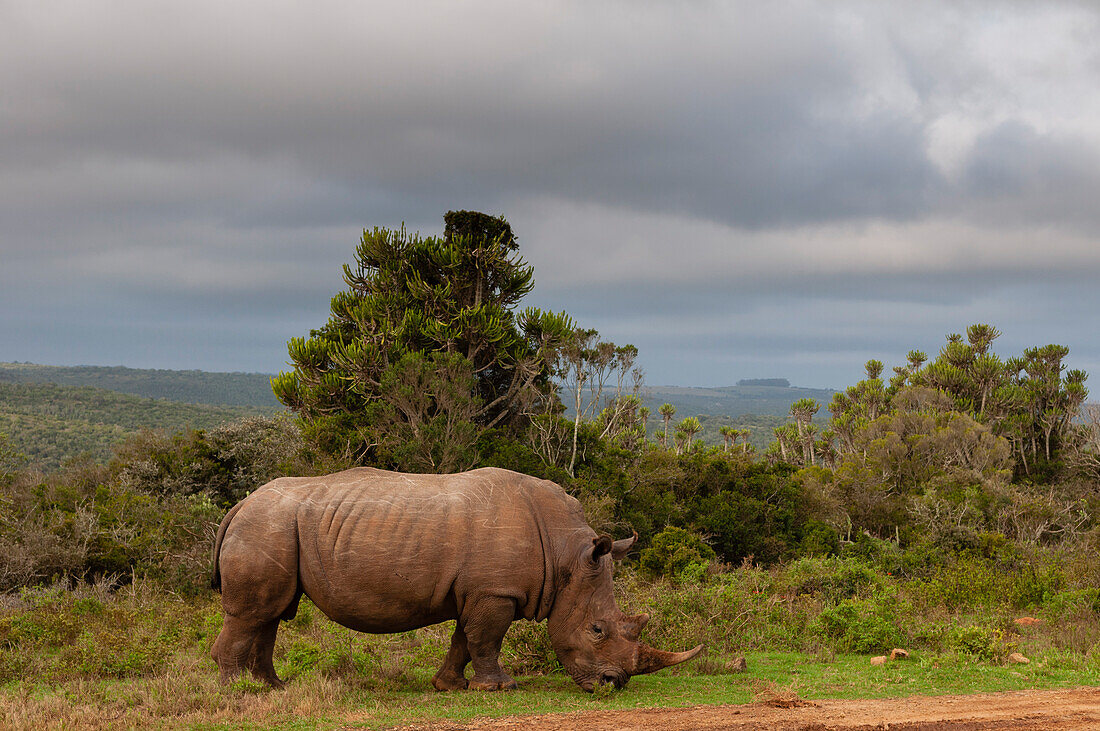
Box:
210, 466, 702, 691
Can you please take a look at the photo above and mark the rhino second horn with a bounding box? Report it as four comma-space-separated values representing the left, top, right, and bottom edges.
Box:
631, 643, 704, 675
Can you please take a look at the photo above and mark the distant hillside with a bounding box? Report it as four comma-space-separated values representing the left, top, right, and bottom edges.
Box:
0, 362, 280, 408
558, 381, 834, 450
0, 361, 835, 466
0, 381, 278, 468
641, 382, 835, 423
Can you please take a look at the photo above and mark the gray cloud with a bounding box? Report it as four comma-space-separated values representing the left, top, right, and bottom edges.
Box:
1, 0, 1098, 387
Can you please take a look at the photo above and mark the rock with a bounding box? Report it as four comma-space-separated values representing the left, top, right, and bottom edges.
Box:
889, 648, 910, 661
728, 657, 748, 673
870, 656, 888, 666
1014, 617, 1043, 627
1008, 652, 1030, 664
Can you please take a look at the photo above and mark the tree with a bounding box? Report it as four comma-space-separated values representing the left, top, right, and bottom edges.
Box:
909, 327, 1088, 476
373, 352, 482, 473
557, 328, 641, 476
719, 426, 735, 453
789, 397, 820, 466
1067, 403, 1100, 481
772, 423, 799, 463
677, 417, 702, 454
272, 211, 572, 464
658, 403, 676, 449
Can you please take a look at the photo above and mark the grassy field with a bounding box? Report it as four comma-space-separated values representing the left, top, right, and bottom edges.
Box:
3, 566, 1099, 730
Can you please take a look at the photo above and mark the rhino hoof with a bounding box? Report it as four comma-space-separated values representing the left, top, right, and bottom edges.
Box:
431, 674, 469, 691
469, 675, 518, 691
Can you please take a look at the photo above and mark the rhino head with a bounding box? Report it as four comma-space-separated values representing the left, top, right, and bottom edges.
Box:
547, 533, 703, 692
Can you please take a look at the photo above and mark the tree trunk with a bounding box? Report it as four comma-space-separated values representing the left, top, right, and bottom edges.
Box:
568, 377, 583, 477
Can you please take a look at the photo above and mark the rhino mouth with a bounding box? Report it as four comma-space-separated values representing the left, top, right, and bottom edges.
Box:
577, 668, 628, 692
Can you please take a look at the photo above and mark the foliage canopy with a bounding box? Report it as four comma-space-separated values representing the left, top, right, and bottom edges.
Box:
273, 211, 573, 468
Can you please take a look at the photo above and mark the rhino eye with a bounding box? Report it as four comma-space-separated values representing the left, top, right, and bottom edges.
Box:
590, 623, 605, 637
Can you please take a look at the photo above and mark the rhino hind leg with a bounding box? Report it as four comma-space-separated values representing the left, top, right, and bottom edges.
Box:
212, 615, 283, 687
463, 597, 519, 691
431, 624, 471, 691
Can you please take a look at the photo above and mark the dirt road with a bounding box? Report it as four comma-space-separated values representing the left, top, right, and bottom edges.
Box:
402, 687, 1100, 730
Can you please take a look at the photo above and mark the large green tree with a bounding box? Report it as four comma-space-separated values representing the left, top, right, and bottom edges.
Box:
272, 211, 572, 466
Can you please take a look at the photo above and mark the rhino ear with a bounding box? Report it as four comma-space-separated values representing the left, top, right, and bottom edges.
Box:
589, 535, 614, 563
621, 612, 650, 641
611, 531, 638, 560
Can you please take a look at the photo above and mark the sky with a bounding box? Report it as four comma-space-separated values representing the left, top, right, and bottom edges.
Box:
2, 1, 1099, 389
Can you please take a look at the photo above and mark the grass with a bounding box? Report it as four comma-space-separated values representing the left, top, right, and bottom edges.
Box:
3, 649, 1098, 730
3, 571, 1100, 730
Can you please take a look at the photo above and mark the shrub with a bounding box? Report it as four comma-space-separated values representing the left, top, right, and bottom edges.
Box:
814, 589, 905, 653
947, 623, 1014, 661
783, 556, 881, 602
1044, 588, 1100, 622
0, 466, 221, 593
114, 414, 305, 506
639, 527, 716, 582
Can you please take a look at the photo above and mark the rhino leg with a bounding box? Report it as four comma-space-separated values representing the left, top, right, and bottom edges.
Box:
212, 525, 298, 688
463, 597, 518, 691
212, 615, 283, 686
431, 624, 471, 691
245, 619, 284, 688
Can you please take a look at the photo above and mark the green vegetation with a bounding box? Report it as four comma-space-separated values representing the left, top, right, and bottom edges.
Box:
272, 210, 574, 469
0, 381, 278, 468
3, 558, 1099, 728
0, 362, 280, 408
2, 210, 1099, 727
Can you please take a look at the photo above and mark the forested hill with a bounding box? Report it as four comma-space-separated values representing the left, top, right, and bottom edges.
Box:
642, 382, 835, 420
0, 381, 277, 468
0, 362, 280, 408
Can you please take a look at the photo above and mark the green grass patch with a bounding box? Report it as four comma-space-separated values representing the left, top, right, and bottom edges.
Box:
3, 556, 1100, 729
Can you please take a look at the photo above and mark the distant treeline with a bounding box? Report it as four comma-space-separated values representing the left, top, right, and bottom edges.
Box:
0, 381, 277, 468
0, 362, 281, 408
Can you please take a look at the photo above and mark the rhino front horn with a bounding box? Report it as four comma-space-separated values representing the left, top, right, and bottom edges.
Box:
631, 643, 705, 675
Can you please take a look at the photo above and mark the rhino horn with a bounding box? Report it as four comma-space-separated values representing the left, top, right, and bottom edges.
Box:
621, 613, 650, 641
631, 643, 704, 675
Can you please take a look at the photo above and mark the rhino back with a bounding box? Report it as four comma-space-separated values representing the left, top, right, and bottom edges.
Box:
228, 467, 590, 632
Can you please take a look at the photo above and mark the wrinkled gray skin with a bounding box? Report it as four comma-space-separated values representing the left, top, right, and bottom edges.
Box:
211, 467, 702, 692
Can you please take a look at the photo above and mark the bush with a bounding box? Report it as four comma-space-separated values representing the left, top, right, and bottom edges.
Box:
814, 589, 905, 653
0, 464, 221, 593
639, 527, 716, 582
783, 556, 881, 602
947, 623, 1014, 661
1043, 588, 1100, 622
113, 414, 305, 506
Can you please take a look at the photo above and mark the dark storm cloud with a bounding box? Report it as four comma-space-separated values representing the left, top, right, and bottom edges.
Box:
2, 1, 1099, 383
0, 1, 942, 232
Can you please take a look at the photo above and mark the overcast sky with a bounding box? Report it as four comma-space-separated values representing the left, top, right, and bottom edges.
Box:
3, 1, 1099, 389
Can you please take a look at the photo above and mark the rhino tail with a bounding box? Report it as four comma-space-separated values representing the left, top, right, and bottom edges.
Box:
210, 500, 246, 593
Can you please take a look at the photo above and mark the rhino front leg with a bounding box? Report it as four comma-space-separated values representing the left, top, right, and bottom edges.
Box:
463, 597, 518, 691
246, 619, 285, 688
431, 624, 471, 691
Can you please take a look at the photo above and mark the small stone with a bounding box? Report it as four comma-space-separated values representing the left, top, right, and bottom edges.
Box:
1014, 617, 1043, 627
889, 648, 910, 661
1008, 652, 1030, 664
728, 657, 748, 673
870, 656, 888, 666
